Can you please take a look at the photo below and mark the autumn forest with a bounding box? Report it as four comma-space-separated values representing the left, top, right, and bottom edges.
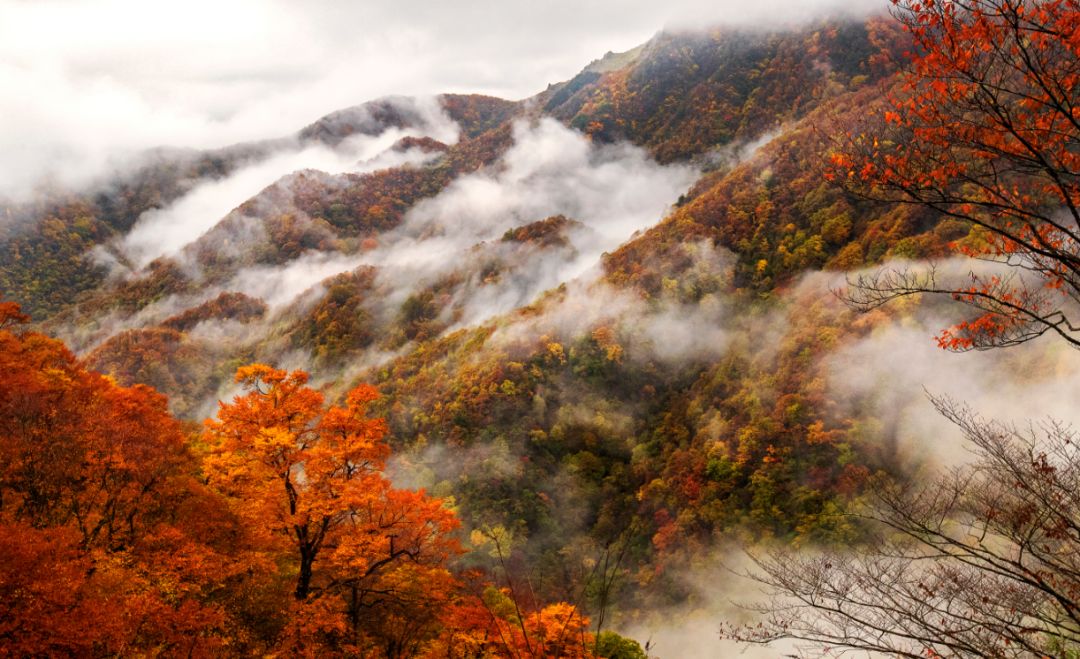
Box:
2, 0, 1080, 656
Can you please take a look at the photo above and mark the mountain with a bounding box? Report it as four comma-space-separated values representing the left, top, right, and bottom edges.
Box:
0, 12, 979, 618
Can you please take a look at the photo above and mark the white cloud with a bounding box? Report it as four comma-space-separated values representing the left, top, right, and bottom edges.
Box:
806, 260, 1080, 470
0, 0, 886, 201
56, 116, 700, 361
120, 96, 455, 266
227, 251, 369, 309
375, 118, 698, 326
827, 314, 1080, 470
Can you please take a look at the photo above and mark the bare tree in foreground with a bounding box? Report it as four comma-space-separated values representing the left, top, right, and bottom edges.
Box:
727, 395, 1080, 657
727, 0, 1080, 653
723, 0, 1080, 653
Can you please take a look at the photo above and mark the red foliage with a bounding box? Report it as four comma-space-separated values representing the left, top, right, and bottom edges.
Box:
161, 291, 267, 331
837, 0, 1080, 351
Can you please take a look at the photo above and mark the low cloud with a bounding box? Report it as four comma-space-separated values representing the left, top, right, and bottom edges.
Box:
0, 0, 885, 202
828, 312, 1080, 470
613, 551, 803, 659
488, 281, 732, 370
54, 115, 704, 394
703, 127, 783, 170
812, 259, 1080, 470
187, 117, 697, 350
405, 118, 696, 248
120, 96, 455, 266
228, 251, 370, 310
358, 118, 698, 328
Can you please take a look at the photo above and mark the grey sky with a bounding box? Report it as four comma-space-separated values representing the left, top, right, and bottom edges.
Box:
0, 0, 884, 198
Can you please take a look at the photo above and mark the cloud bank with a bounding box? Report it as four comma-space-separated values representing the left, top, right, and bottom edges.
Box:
120, 96, 455, 266
0, 0, 886, 200
355, 118, 698, 327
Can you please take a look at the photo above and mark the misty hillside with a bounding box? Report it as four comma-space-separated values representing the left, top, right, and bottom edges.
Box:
0, 7, 993, 590
4, 5, 1080, 657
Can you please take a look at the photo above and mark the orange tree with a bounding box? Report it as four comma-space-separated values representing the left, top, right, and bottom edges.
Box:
423, 589, 604, 659
834, 0, 1080, 350
0, 300, 238, 656
202, 364, 460, 654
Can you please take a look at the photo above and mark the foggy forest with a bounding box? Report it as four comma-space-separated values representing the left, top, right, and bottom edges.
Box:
1, 0, 1079, 656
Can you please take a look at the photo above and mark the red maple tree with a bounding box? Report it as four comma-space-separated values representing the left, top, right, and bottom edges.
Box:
835, 0, 1080, 351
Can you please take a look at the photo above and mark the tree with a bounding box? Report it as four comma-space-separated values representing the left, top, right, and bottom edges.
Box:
833, 0, 1080, 351
727, 1, 1080, 655
727, 395, 1080, 657
424, 589, 602, 659
202, 364, 460, 653
426, 526, 637, 659
0, 300, 236, 655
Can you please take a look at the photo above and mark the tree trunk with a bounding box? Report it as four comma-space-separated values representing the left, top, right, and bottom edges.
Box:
295, 543, 313, 600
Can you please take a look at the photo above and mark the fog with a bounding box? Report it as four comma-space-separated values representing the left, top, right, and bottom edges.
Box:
359, 118, 698, 328
484, 240, 734, 367
791, 260, 1080, 471
203, 117, 697, 337
0, 0, 886, 201
827, 304, 1080, 471
121, 96, 456, 266
228, 251, 371, 310
406, 118, 694, 247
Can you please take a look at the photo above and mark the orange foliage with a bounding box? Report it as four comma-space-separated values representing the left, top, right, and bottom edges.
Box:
424, 593, 598, 659
0, 298, 599, 656
203, 364, 462, 652
0, 301, 236, 655
161, 291, 266, 331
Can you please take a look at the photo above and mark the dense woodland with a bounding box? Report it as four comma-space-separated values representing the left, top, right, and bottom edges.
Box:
2, 0, 1079, 656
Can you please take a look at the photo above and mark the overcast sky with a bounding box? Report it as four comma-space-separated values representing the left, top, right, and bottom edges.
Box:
0, 0, 883, 198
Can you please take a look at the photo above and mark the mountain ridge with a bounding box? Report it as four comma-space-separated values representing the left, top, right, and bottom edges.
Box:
2, 13, 953, 613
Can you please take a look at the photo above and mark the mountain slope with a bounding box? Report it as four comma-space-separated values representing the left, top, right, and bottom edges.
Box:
542, 17, 905, 162
2, 13, 979, 614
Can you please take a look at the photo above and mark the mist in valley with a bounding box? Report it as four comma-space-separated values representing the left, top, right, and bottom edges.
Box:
4, 0, 1078, 656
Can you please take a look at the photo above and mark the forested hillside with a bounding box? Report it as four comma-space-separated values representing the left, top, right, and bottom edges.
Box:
3, 1, 1079, 656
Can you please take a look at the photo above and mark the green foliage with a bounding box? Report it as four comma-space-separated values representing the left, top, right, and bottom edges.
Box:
0, 210, 110, 319
284, 268, 377, 363
595, 631, 648, 659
